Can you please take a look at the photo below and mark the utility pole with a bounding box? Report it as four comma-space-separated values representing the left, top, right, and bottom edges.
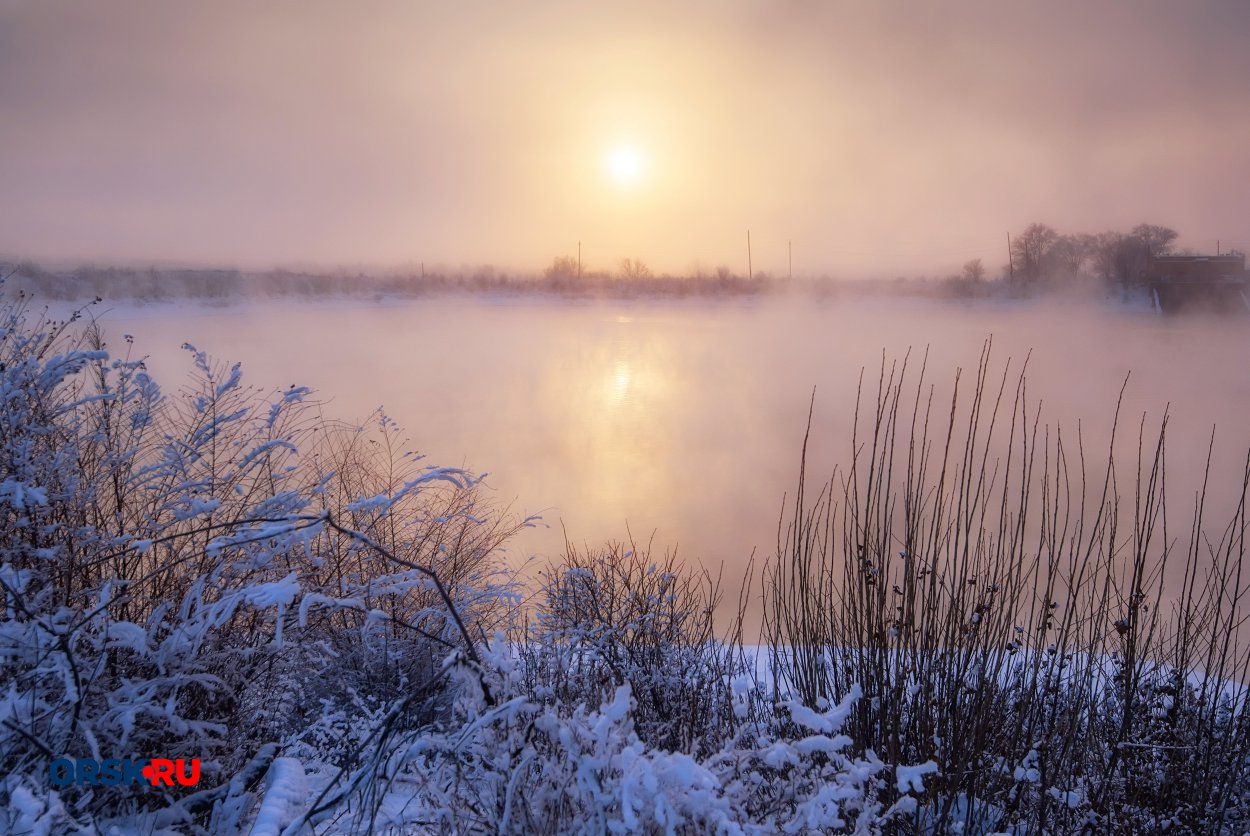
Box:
1007, 232, 1014, 281
747, 230, 753, 280
788, 240, 793, 281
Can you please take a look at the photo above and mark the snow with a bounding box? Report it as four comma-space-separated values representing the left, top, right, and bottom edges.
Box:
249, 758, 307, 836
896, 760, 939, 794
105, 621, 149, 654
785, 683, 860, 733
7, 785, 68, 836
0, 479, 48, 510
1047, 787, 1084, 809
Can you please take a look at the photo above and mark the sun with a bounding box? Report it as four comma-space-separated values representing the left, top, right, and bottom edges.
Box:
606, 144, 645, 187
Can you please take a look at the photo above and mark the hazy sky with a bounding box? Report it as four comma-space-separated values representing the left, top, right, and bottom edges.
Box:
2, 0, 1249, 277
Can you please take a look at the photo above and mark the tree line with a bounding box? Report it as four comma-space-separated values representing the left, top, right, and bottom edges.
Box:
999, 222, 1229, 289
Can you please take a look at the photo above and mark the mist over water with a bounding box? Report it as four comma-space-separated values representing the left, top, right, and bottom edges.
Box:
101, 295, 1250, 622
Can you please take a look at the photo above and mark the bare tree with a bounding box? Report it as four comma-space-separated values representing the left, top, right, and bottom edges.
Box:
619, 258, 652, 280
1092, 232, 1124, 285
1104, 223, 1178, 288
1051, 233, 1094, 276
961, 258, 985, 283
1010, 223, 1059, 283
1131, 223, 1178, 257
1090, 227, 1175, 289
544, 256, 580, 281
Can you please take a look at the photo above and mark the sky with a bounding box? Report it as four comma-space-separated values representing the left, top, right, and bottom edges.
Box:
2, 0, 1249, 278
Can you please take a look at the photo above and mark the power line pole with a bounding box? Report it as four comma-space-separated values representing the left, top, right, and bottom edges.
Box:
788, 239, 793, 281
1007, 232, 1014, 281
747, 230, 753, 279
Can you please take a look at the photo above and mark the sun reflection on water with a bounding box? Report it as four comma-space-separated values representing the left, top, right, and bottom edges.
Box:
548, 317, 683, 528
610, 359, 632, 405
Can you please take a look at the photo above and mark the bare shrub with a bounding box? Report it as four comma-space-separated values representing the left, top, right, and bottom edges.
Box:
521, 537, 740, 756
764, 344, 1250, 833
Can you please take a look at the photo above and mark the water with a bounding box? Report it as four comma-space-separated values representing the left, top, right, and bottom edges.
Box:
97, 294, 1250, 615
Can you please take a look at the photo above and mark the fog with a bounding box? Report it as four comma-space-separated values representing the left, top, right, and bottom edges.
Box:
100, 295, 1250, 619
8, 0, 1250, 628
3, 1, 1250, 277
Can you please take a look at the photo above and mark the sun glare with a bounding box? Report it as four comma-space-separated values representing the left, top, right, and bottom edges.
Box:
607, 144, 644, 186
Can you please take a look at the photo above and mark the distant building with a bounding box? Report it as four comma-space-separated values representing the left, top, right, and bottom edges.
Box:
1143, 254, 1250, 314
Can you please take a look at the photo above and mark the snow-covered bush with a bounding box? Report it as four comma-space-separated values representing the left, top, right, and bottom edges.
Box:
521, 540, 742, 756
290, 658, 927, 834
0, 295, 520, 830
